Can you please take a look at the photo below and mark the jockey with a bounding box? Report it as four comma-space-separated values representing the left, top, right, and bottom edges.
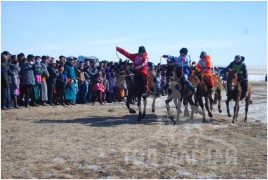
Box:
162, 47, 196, 93
196, 51, 214, 93
221, 55, 248, 99
116, 46, 149, 96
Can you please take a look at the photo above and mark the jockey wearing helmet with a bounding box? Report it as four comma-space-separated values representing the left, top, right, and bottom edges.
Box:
116, 46, 149, 97
162, 47, 196, 93
196, 51, 214, 93
221, 55, 248, 99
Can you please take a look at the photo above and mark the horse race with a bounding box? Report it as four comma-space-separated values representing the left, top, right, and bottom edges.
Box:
1, 1, 267, 179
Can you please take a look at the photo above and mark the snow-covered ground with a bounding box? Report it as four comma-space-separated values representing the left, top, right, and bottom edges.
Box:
248, 67, 267, 82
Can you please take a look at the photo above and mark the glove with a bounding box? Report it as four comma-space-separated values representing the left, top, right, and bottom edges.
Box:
162, 55, 168, 58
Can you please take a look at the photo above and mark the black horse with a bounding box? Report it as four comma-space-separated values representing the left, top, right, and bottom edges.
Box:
115, 60, 156, 121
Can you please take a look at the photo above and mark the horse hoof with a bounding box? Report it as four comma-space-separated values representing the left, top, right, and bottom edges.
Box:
152, 109, 155, 113
208, 113, 213, 118
219, 110, 222, 113
228, 114, 232, 117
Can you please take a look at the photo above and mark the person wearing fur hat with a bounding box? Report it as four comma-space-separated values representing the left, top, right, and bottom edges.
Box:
47, 58, 58, 106
162, 47, 196, 93
116, 46, 149, 96
196, 51, 214, 93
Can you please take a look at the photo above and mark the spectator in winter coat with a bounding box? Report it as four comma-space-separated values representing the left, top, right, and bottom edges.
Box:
76, 61, 88, 103
19, 54, 36, 107
40, 56, 50, 106
56, 64, 67, 106
47, 58, 58, 106
102, 73, 109, 102
83, 59, 91, 102
64, 56, 77, 105
92, 72, 105, 105
1, 53, 11, 110
9, 55, 21, 109
116, 46, 149, 96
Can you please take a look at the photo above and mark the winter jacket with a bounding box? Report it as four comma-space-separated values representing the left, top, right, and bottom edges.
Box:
116, 46, 149, 75
47, 65, 58, 87
221, 61, 248, 80
196, 55, 213, 74
167, 55, 190, 76
1, 62, 10, 88
19, 63, 35, 86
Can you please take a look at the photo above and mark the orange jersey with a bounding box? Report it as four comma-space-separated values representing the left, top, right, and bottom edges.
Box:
196, 55, 213, 74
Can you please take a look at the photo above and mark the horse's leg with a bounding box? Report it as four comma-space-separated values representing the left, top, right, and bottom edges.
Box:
205, 96, 213, 118
166, 96, 174, 121
213, 90, 218, 104
233, 100, 239, 123
152, 95, 156, 113
176, 98, 181, 124
137, 95, 142, 121
187, 95, 196, 120
142, 96, 147, 119
226, 97, 232, 118
194, 94, 202, 115
127, 95, 136, 114
209, 96, 214, 111
183, 102, 190, 117
217, 89, 222, 113
198, 96, 206, 122
244, 83, 251, 122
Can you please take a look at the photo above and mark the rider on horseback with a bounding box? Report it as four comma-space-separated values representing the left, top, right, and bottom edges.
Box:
221, 55, 248, 100
116, 46, 149, 97
162, 47, 196, 93
196, 51, 214, 93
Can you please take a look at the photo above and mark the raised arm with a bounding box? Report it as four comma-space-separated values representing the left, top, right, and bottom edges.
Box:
116, 46, 136, 61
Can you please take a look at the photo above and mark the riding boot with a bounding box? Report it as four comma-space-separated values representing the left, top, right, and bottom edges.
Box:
185, 80, 196, 93
240, 80, 248, 100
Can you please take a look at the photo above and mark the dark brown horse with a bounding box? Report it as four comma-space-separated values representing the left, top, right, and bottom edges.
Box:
226, 69, 252, 123
116, 60, 157, 121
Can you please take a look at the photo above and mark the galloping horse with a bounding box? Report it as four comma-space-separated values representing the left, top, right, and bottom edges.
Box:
190, 68, 223, 119
116, 60, 157, 121
164, 62, 197, 124
226, 69, 252, 123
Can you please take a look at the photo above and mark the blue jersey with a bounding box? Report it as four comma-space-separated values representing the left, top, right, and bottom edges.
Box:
167, 55, 190, 75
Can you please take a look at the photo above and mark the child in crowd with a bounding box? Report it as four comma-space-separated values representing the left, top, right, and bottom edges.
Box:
102, 73, 109, 102
92, 72, 105, 105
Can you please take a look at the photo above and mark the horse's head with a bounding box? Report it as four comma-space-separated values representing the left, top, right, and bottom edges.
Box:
115, 59, 129, 75
227, 68, 239, 91
166, 62, 177, 78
